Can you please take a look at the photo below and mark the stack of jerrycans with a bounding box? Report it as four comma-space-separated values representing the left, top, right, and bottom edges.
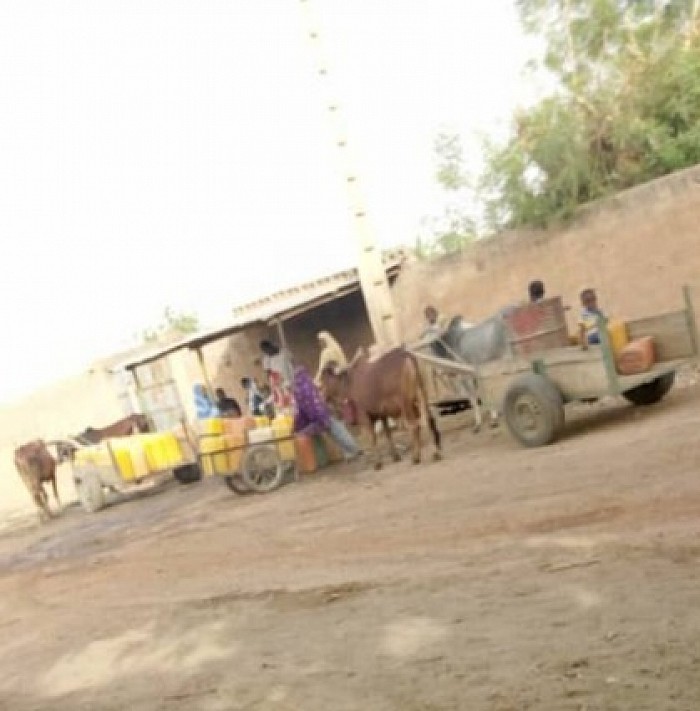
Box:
271, 414, 296, 462
294, 431, 343, 474
247, 415, 296, 461
198, 417, 229, 475
221, 416, 257, 472
78, 431, 184, 482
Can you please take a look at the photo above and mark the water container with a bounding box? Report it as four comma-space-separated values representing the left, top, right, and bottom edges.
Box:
223, 417, 254, 438
127, 438, 150, 478
321, 433, 345, 464
223, 433, 245, 472
616, 336, 656, 375
161, 432, 183, 467
140, 434, 167, 472
295, 434, 317, 473
199, 435, 229, 475
199, 418, 224, 436
92, 444, 111, 467
272, 414, 294, 433
272, 415, 296, 461
312, 435, 329, 468
111, 442, 135, 480
607, 320, 629, 356
248, 426, 274, 445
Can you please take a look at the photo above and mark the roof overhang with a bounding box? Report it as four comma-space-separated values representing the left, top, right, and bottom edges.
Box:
115, 260, 403, 371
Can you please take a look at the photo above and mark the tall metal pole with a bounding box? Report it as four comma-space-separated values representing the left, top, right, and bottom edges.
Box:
298, 0, 400, 348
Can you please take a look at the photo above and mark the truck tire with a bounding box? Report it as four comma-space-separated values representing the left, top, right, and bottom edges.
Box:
76, 468, 106, 513
503, 373, 565, 447
622, 371, 675, 406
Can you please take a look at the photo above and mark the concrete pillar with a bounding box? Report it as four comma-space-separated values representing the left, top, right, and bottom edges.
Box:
298, 0, 400, 348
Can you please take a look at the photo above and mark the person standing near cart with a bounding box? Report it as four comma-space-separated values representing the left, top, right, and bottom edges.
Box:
260, 339, 294, 415
292, 365, 360, 462
241, 377, 265, 417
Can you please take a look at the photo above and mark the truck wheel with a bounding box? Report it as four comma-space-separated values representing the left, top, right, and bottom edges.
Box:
241, 444, 284, 493
503, 373, 565, 447
76, 468, 105, 513
622, 371, 675, 406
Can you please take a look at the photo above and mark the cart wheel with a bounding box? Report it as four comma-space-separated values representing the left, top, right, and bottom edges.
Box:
241, 444, 284, 493
503, 373, 564, 447
75, 468, 105, 513
622, 371, 675, 406
224, 474, 254, 496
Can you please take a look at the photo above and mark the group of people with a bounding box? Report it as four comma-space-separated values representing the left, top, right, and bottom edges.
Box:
193, 384, 242, 419
422, 279, 606, 349
527, 279, 606, 348
191, 279, 607, 463
192, 332, 361, 462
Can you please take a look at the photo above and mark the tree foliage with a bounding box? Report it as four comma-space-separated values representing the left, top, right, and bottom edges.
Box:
479, 0, 700, 229
415, 133, 476, 258
142, 306, 200, 343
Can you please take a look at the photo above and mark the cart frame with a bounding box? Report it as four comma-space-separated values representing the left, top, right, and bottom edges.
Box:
412, 286, 699, 446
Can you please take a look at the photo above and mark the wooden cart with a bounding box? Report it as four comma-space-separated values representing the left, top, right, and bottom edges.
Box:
412, 287, 698, 447
197, 432, 298, 496
69, 425, 298, 513
477, 287, 698, 446
69, 433, 200, 513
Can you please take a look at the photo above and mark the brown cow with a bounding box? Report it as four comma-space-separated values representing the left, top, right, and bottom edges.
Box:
13, 440, 61, 522
75, 413, 150, 445
321, 347, 442, 470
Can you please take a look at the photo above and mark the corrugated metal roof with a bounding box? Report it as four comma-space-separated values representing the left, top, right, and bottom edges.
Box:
109, 337, 192, 372
114, 257, 405, 372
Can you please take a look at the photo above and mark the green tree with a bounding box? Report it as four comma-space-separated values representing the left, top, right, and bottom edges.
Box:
416, 133, 476, 258
142, 306, 200, 343
479, 0, 700, 229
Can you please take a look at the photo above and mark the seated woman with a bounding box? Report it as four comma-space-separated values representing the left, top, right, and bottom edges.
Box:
193, 384, 220, 419
215, 387, 242, 418
292, 365, 360, 462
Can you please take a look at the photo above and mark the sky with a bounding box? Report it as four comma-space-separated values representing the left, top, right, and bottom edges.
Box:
0, 0, 537, 404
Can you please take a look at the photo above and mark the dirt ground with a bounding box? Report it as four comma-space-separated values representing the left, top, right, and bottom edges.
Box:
1, 378, 700, 711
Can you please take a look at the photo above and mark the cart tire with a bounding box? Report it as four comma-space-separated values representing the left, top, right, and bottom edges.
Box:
173, 464, 202, 485
622, 371, 675, 406
224, 474, 254, 496
503, 373, 565, 447
241, 444, 284, 493
76, 468, 106, 513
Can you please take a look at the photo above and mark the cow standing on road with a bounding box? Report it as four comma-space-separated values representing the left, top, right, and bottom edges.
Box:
321, 348, 442, 470
13, 440, 62, 522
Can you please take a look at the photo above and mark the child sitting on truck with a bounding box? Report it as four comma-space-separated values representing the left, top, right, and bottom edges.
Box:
578, 288, 606, 350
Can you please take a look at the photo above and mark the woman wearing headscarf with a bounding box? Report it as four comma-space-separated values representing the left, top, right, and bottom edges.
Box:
314, 330, 348, 386
292, 365, 360, 461
193, 383, 220, 419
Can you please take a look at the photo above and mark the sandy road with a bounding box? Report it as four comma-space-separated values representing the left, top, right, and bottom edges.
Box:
1, 382, 700, 710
